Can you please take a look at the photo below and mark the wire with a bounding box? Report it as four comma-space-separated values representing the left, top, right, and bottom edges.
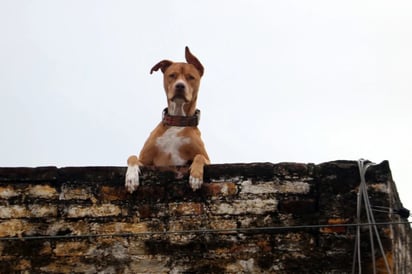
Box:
0, 220, 410, 241
352, 159, 392, 274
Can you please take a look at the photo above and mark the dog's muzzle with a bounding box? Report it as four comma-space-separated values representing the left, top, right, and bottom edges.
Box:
172, 83, 188, 101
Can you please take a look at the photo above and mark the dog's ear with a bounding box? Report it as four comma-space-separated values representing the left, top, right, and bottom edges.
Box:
185, 46, 204, 77
150, 60, 173, 74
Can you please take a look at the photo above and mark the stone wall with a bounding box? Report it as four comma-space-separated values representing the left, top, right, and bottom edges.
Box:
0, 161, 410, 273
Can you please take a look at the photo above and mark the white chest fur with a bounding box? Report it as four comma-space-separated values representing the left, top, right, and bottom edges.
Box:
156, 127, 190, 165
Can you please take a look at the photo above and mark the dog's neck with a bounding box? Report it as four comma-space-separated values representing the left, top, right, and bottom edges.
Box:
168, 99, 197, 117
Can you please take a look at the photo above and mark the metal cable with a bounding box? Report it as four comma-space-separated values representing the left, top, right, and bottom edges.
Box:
0, 220, 410, 241
352, 159, 392, 274
353, 169, 363, 274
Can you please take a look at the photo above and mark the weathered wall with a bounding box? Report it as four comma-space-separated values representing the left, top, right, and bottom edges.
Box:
0, 161, 410, 273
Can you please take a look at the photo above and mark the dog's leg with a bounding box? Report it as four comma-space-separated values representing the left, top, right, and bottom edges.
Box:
125, 155, 141, 193
189, 154, 210, 191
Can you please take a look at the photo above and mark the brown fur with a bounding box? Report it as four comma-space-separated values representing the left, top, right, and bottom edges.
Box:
125, 47, 209, 193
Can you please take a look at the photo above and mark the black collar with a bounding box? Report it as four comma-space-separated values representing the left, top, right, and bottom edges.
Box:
162, 108, 200, 127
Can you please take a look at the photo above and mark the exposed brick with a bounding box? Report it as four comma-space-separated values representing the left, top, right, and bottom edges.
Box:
59, 184, 94, 200
99, 185, 128, 201
47, 220, 90, 236
0, 219, 26, 237
40, 257, 96, 273
0, 204, 57, 219
94, 222, 150, 234
228, 242, 259, 256
0, 186, 20, 199
373, 252, 393, 274
169, 218, 202, 232
27, 185, 58, 199
320, 218, 349, 234
202, 182, 238, 197
91, 237, 130, 260
210, 199, 278, 215
54, 241, 89, 256
128, 241, 147, 256
169, 202, 204, 216
127, 255, 170, 274
29, 204, 58, 218
13, 259, 31, 271
168, 218, 202, 244
0, 205, 28, 219
66, 204, 122, 218
209, 219, 237, 232
257, 239, 272, 252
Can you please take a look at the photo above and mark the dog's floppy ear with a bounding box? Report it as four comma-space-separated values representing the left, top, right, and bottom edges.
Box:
185, 46, 204, 77
150, 60, 173, 74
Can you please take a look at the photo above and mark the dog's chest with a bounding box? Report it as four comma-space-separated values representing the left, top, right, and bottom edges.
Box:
156, 127, 190, 165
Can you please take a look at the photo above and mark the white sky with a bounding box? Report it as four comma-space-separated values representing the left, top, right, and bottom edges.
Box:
1, 1, 411, 211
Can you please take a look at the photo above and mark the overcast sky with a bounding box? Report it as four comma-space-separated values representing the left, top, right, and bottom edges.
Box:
1, 1, 411, 211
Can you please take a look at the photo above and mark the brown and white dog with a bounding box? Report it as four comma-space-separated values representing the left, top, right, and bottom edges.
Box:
125, 47, 210, 193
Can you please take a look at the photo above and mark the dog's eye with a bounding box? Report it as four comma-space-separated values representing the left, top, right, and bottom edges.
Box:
187, 75, 196, 81
168, 73, 176, 79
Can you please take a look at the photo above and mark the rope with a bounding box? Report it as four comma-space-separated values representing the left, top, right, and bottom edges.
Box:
0, 220, 410, 241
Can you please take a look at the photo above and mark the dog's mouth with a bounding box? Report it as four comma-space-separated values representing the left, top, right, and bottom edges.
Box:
171, 94, 189, 102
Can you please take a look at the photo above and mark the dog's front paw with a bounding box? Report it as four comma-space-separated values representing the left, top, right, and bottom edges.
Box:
189, 174, 203, 191
125, 165, 140, 193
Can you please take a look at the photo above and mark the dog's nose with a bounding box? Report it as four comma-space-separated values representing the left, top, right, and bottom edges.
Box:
175, 83, 185, 91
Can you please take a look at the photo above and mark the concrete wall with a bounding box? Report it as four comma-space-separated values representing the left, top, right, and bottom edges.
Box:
0, 161, 410, 273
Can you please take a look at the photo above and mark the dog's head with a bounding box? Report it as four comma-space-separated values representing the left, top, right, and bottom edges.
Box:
150, 47, 204, 116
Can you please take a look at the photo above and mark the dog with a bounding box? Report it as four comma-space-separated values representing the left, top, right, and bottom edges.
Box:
125, 47, 210, 193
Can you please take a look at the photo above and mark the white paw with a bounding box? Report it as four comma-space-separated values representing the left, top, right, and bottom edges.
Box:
125, 165, 140, 193
189, 175, 203, 191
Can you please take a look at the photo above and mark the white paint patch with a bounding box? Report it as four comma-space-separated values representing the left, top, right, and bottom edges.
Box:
239, 258, 255, 272
239, 180, 310, 194
240, 180, 278, 194
156, 127, 190, 165
212, 198, 278, 215
280, 181, 311, 194
221, 183, 229, 195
